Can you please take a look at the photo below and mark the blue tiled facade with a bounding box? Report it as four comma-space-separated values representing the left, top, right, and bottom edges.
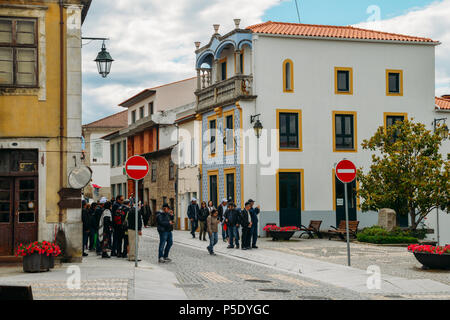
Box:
201, 104, 243, 208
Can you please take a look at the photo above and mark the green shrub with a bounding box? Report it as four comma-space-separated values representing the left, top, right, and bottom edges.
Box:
357, 226, 418, 244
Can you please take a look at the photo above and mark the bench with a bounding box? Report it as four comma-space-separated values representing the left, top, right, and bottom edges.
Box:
299, 220, 323, 239
328, 220, 359, 240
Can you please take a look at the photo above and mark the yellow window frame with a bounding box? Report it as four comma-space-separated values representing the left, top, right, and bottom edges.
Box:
223, 109, 235, 156
224, 167, 237, 203
276, 169, 305, 212
207, 169, 219, 206
334, 67, 353, 95
276, 109, 302, 152
386, 69, 403, 96
332, 111, 358, 153
383, 112, 408, 131
283, 59, 294, 93
207, 114, 217, 158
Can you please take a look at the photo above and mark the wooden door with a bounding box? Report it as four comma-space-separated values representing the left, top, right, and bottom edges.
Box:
0, 177, 13, 255
279, 172, 301, 227
13, 177, 38, 252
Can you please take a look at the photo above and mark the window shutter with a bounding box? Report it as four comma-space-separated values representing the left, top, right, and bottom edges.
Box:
0, 48, 13, 85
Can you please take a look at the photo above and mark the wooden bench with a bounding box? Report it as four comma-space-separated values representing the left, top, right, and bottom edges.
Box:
299, 220, 323, 239
328, 220, 359, 240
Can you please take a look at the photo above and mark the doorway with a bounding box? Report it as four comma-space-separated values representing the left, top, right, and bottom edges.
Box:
278, 172, 302, 227
335, 177, 357, 226
0, 177, 38, 256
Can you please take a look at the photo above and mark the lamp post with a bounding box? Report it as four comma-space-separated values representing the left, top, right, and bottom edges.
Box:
251, 114, 263, 214
82, 37, 114, 78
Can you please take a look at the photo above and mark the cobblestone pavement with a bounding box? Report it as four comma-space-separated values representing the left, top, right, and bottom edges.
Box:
258, 236, 450, 287
139, 233, 372, 300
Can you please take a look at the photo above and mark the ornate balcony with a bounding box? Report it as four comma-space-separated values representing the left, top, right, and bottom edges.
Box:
195, 75, 256, 113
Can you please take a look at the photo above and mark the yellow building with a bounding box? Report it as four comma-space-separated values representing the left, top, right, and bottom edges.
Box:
0, 0, 91, 261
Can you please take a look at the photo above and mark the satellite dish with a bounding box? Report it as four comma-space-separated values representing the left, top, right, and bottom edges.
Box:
68, 166, 93, 189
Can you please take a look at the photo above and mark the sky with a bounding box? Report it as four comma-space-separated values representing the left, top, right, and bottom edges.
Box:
81, 0, 450, 124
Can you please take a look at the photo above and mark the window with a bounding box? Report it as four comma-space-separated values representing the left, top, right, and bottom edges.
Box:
169, 160, 175, 180
208, 117, 217, 156
386, 70, 403, 96
219, 58, 227, 81
112, 184, 116, 198
139, 106, 144, 119
333, 111, 357, 152
149, 102, 154, 116
131, 110, 136, 123
118, 183, 122, 197
335, 67, 353, 94
151, 162, 157, 182
122, 140, 127, 165
224, 111, 234, 154
384, 113, 407, 141
224, 168, 236, 203
283, 59, 294, 92
208, 171, 218, 208
116, 141, 121, 167
0, 18, 38, 87
110, 144, 115, 167
277, 109, 302, 151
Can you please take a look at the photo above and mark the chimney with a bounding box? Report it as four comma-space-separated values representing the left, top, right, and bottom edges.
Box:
234, 19, 241, 29
213, 24, 220, 34
194, 41, 201, 49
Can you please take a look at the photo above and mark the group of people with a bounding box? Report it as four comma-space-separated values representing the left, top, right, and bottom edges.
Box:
81, 195, 148, 261
187, 198, 260, 255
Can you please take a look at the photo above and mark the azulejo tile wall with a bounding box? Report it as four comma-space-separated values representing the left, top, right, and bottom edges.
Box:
201, 104, 243, 208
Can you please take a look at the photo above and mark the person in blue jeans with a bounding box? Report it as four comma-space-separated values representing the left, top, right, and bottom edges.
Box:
206, 209, 220, 255
225, 202, 240, 249
248, 199, 260, 249
156, 203, 174, 263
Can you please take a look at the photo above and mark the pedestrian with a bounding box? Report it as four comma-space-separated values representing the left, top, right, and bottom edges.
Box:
218, 199, 228, 242
127, 201, 143, 262
81, 200, 89, 257
206, 209, 220, 255
207, 200, 215, 213
240, 202, 253, 250
156, 203, 174, 263
120, 199, 131, 259
88, 202, 98, 251
141, 201, 152, 228
111, 195, 124, 257
99, 201, 113, 259
95, 197, 107, 255
198, 201, 209, 241
248, 199, 260, 249
225, 202, 240, 249
187, 197, 200, 238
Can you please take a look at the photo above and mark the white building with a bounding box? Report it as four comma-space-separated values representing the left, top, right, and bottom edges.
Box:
194, 20, 445, 237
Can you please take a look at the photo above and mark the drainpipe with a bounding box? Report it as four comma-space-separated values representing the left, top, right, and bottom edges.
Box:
59, 0, 65, 225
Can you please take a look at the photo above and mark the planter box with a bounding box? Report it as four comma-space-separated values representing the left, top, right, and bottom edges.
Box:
40, 255, 51, 272
23, 253, 42, 273
270, 231, 296, 241
413, 252, 450, 270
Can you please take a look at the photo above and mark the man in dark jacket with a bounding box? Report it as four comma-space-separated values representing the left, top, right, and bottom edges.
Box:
111, 195, 124, 256
140, 201, 152, 228
81, 200, 89, 257
88, 202, 98, 251
225, 202, 240, 249
127, 201, 143, 262
217, 199, 228, 242
187, 198, 200, 238
94, 199, 106, 255
248, 199, 260, 249
157, 203, 175, 263
240, 202, 253, 250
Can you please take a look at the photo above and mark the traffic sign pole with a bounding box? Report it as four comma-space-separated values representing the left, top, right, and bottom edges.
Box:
344, 183, 351, 266
135, 179, 139, 267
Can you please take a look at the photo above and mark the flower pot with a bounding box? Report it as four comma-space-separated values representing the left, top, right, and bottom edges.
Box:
40, 255, 51, 272
23, 253, 42, 273
270, 231, 295, 241
48, 255, 55, 269
413, 252, 450, 270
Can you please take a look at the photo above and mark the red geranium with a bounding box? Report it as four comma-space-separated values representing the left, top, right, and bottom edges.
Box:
15, 241, 61, 257
408, 244, 450, 255
263, 225, 300, 232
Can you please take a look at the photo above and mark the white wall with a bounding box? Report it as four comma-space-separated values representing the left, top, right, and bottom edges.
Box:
89, 131, 111, 189
249, 35, 437, 231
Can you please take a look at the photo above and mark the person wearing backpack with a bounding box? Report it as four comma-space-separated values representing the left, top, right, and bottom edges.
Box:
111, 195, 124, 257
121, 199, 131, 259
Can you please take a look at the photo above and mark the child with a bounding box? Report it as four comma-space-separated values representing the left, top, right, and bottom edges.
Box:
206, 209, 220, 255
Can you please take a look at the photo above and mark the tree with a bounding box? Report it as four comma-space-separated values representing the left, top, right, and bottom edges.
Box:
357, 119, 449, 230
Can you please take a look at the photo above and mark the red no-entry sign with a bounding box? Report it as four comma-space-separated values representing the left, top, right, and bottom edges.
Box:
125, 155, 149, 180
335, 159, 357, 184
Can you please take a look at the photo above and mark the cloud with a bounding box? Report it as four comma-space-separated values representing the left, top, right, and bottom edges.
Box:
81, 0, 280, 124
355, 0, 450, 97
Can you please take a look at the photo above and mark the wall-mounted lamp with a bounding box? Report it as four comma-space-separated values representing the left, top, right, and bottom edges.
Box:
250, 114, 263, 139
82, 37, 114, 78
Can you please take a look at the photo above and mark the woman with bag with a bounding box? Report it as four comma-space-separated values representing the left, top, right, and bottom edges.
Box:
198, 201, 210, 241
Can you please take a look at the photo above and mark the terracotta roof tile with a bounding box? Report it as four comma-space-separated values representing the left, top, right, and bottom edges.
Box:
83, 110, 128, 129
436, 97, 450, 110
246, 21, 437, 44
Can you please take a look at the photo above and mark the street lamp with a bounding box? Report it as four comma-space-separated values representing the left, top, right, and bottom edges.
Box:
82, 37, 114, 78
251, 114, 263, 138
433, 118, 449, 140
